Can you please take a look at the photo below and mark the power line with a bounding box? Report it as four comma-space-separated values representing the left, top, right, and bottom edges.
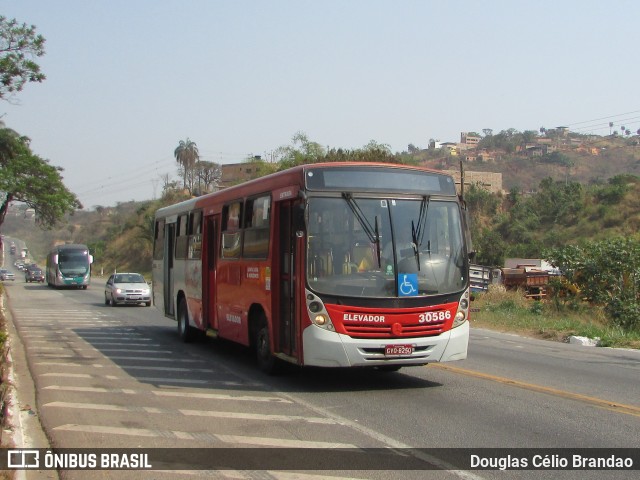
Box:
73, 156, 176, 195
564, 110, 640, 127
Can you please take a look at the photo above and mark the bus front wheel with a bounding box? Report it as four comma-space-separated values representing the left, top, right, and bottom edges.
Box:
256, 322, 278, 374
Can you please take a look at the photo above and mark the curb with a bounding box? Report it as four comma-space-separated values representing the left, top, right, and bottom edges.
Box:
1, 291, 58, 480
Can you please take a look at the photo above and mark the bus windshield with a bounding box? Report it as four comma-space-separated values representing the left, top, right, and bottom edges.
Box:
58, 251, 90, 276
306, 196, 468, 298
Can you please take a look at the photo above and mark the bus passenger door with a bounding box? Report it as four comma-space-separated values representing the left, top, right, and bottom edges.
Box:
276, 200, 300, 359
203, 215, 218, 330
164, 223, 176, 317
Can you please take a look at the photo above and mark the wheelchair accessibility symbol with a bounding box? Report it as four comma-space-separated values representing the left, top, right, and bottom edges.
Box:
398, 274, 418, 297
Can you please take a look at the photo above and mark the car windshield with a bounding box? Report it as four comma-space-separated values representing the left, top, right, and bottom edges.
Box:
114, 274, 145, 283
306, 196, 468, 298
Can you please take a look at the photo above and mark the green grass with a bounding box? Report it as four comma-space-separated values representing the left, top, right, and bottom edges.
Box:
470, 287, 640, 349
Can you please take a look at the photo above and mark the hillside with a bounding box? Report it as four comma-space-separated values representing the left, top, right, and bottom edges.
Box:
410, 131, 640, 193
464, 173, 640, 267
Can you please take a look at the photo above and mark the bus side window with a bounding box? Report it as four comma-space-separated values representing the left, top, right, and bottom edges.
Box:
175, 214, 189, 259
243, 195, 270, 259
189, 210, 202, 259
222, 201, 242, 259
153, 219, 165, 260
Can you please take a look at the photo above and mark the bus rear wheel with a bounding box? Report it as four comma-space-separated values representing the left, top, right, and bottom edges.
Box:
177, 300, 194, 343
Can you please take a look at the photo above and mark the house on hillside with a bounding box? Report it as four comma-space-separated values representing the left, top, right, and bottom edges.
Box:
220, 160, 265, 188
526, 146, 544, 157
460, 132, 481, 146
444, 170, 503, 194
441, 142, 458, 156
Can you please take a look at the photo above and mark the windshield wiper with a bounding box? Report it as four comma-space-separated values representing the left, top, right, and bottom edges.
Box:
342, 193, 381, 268
410, 196, 430, 270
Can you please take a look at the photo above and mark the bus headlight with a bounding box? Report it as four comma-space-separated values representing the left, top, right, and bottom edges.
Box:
313, 314, 328, 326
452, 289, 470, 328
309, 301, 322, 313
305, 289, 335, 331
453, 311, 466, 327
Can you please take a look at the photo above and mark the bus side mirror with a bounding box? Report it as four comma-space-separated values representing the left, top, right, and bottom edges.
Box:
53, 254, 58, 263
294, 204, 306, 231
89, 255, 94, 264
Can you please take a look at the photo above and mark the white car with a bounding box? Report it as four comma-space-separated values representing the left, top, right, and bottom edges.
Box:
104, 272, 151, 307
0, 269, 15, 281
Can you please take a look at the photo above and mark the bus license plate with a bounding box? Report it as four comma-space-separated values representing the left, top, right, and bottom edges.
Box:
385, 344, 413, 356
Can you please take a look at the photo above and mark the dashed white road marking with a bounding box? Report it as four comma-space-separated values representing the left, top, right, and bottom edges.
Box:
53, 424, 356, 448
153, 391, 292, 403
43, 386, 137, 394
43, 401, 340, 424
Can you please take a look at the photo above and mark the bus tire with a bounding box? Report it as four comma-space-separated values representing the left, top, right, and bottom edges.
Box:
256, 322, 278, 374
177, 300, 194, 343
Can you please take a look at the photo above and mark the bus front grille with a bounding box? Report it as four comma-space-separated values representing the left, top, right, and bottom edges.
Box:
342, 322, 446, 338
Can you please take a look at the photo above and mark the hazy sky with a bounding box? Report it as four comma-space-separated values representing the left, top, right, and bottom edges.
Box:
2, 0, 638, 208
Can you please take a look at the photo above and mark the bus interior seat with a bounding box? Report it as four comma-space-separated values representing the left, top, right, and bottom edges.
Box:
351, 243, 375, 272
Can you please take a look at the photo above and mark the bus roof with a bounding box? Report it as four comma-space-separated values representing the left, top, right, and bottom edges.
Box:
155, 162, 457, 218
50, 243, 89, 251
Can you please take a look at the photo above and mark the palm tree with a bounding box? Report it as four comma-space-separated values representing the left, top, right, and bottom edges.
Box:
174, 138, 199, 191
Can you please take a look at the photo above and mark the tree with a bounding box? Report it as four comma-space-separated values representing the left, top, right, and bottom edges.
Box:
545, 237, 640, 331
0, 16, 46, 101
475, 228, 506, 267
275, 132, 325, 170
174, 138, 199, 191
0, 126, 81, 230
195, 160, 222, 193
522, 130, 539, 143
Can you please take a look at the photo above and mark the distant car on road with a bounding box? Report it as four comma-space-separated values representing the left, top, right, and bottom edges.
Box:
0, 269, 15, 281
104, 272, 151, 307
25, 268, 45, 283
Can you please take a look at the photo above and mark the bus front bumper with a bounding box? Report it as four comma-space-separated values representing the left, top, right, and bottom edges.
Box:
302, 321, 469, 368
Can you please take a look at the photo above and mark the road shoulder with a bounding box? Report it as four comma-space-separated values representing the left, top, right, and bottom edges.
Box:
1, 291, 58, 479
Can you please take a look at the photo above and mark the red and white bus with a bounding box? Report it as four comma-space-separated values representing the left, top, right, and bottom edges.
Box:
152, 163, 472, 372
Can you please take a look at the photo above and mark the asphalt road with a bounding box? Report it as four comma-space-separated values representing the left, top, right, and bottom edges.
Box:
1, 265, 639, 480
